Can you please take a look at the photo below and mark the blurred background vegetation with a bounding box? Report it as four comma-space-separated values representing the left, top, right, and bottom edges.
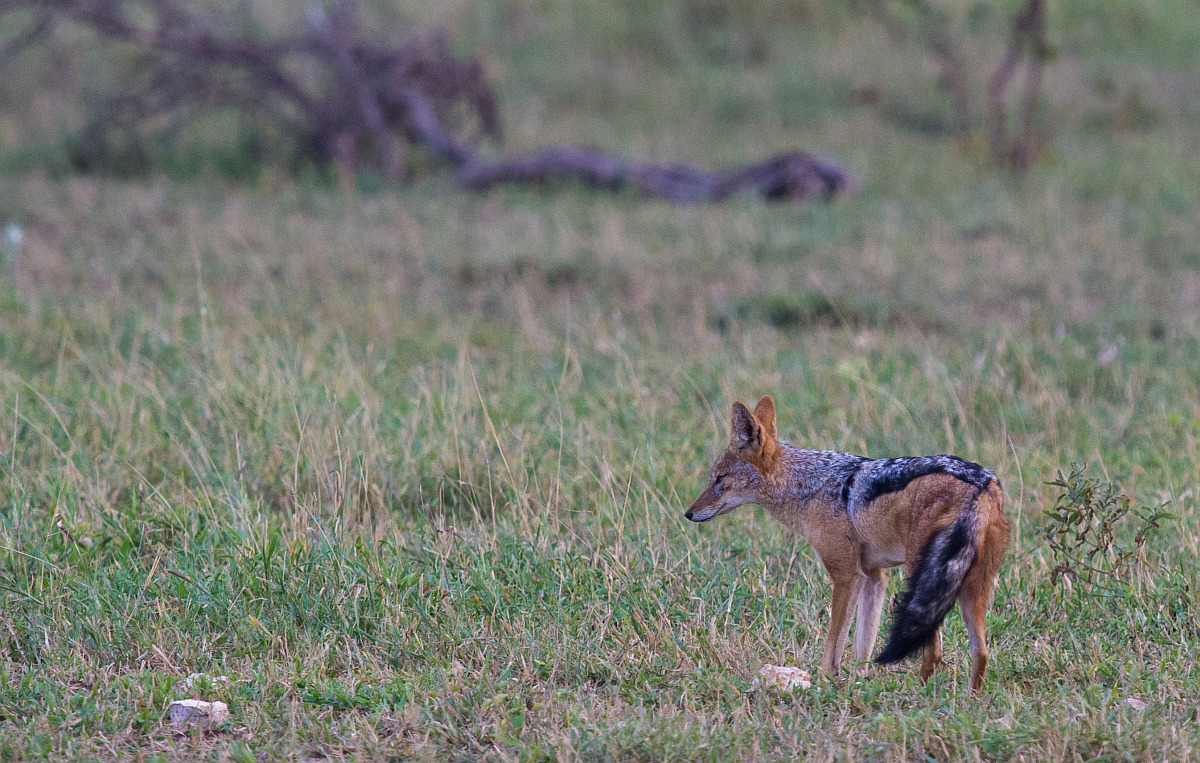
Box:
2, 0, 1198, 327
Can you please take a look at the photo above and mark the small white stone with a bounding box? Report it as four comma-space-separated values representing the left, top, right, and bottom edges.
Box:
752, 664, 812, 691
169, 699, 230, 727
3, 223, 22, 249
1126, 697, 1148, 711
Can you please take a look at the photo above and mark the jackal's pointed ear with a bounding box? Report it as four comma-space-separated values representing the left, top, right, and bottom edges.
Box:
730, 400, 761, 451
753, 396, 777, 441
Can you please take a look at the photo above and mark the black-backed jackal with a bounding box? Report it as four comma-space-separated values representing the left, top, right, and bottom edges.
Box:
685, 396, 1010, 694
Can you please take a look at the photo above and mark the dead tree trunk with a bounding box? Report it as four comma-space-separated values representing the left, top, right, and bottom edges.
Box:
987, 0, 1050, 171
0, 0, 854, 202
876, 0, 1052, 171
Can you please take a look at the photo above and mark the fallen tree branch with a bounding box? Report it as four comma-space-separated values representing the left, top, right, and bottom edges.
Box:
458, 134, 853, 202
2, 0, 854, 203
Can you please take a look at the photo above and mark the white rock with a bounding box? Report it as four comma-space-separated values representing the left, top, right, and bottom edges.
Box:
752, 664, 812, 691
3, 223, 23, 249
169, 699, 230, 727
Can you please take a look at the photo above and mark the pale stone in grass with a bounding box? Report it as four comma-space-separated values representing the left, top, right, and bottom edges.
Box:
3, 222, 22, 249
752, 665, 812, 691
1127, 697, 1148, 711
169, 699, 230, 727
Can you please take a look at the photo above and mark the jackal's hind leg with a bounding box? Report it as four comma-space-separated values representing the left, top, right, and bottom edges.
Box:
854, 568, 886, 675
920, 628, 943, 680
958, 572, 993, 694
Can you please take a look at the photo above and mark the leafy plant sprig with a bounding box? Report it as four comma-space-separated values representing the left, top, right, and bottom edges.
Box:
1042, 463, 1177, 590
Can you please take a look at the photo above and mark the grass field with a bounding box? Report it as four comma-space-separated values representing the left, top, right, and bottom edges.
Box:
3, 0, 1200, 759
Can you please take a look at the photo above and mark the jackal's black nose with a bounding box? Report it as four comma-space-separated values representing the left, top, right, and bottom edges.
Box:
684, 509, 694, 520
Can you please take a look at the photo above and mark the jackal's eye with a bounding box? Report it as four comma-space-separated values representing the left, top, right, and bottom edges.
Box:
713, 474, 726, 489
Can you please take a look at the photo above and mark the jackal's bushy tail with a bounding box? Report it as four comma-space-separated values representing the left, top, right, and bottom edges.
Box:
875, 501, 982, 664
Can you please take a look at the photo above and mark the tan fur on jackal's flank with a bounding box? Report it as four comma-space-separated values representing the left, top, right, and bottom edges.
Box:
685, 395, 1010, 694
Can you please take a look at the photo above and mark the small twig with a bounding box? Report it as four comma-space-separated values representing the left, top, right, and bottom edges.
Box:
0, 7, 53, 61
166, 568, 196, 585
55, 519, 78, 545
152, 643, 181, 673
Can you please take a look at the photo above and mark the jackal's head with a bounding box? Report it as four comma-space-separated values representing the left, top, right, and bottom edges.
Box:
685, 395, 780, 523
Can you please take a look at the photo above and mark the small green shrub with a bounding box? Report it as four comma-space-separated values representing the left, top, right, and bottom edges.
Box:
1042, 462, 1177, 590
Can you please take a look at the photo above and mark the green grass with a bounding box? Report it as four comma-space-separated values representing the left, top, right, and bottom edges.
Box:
3, 0, 1200, 759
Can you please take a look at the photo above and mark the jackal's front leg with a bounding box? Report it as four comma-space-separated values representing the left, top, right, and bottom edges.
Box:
820, 575, 862, 676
